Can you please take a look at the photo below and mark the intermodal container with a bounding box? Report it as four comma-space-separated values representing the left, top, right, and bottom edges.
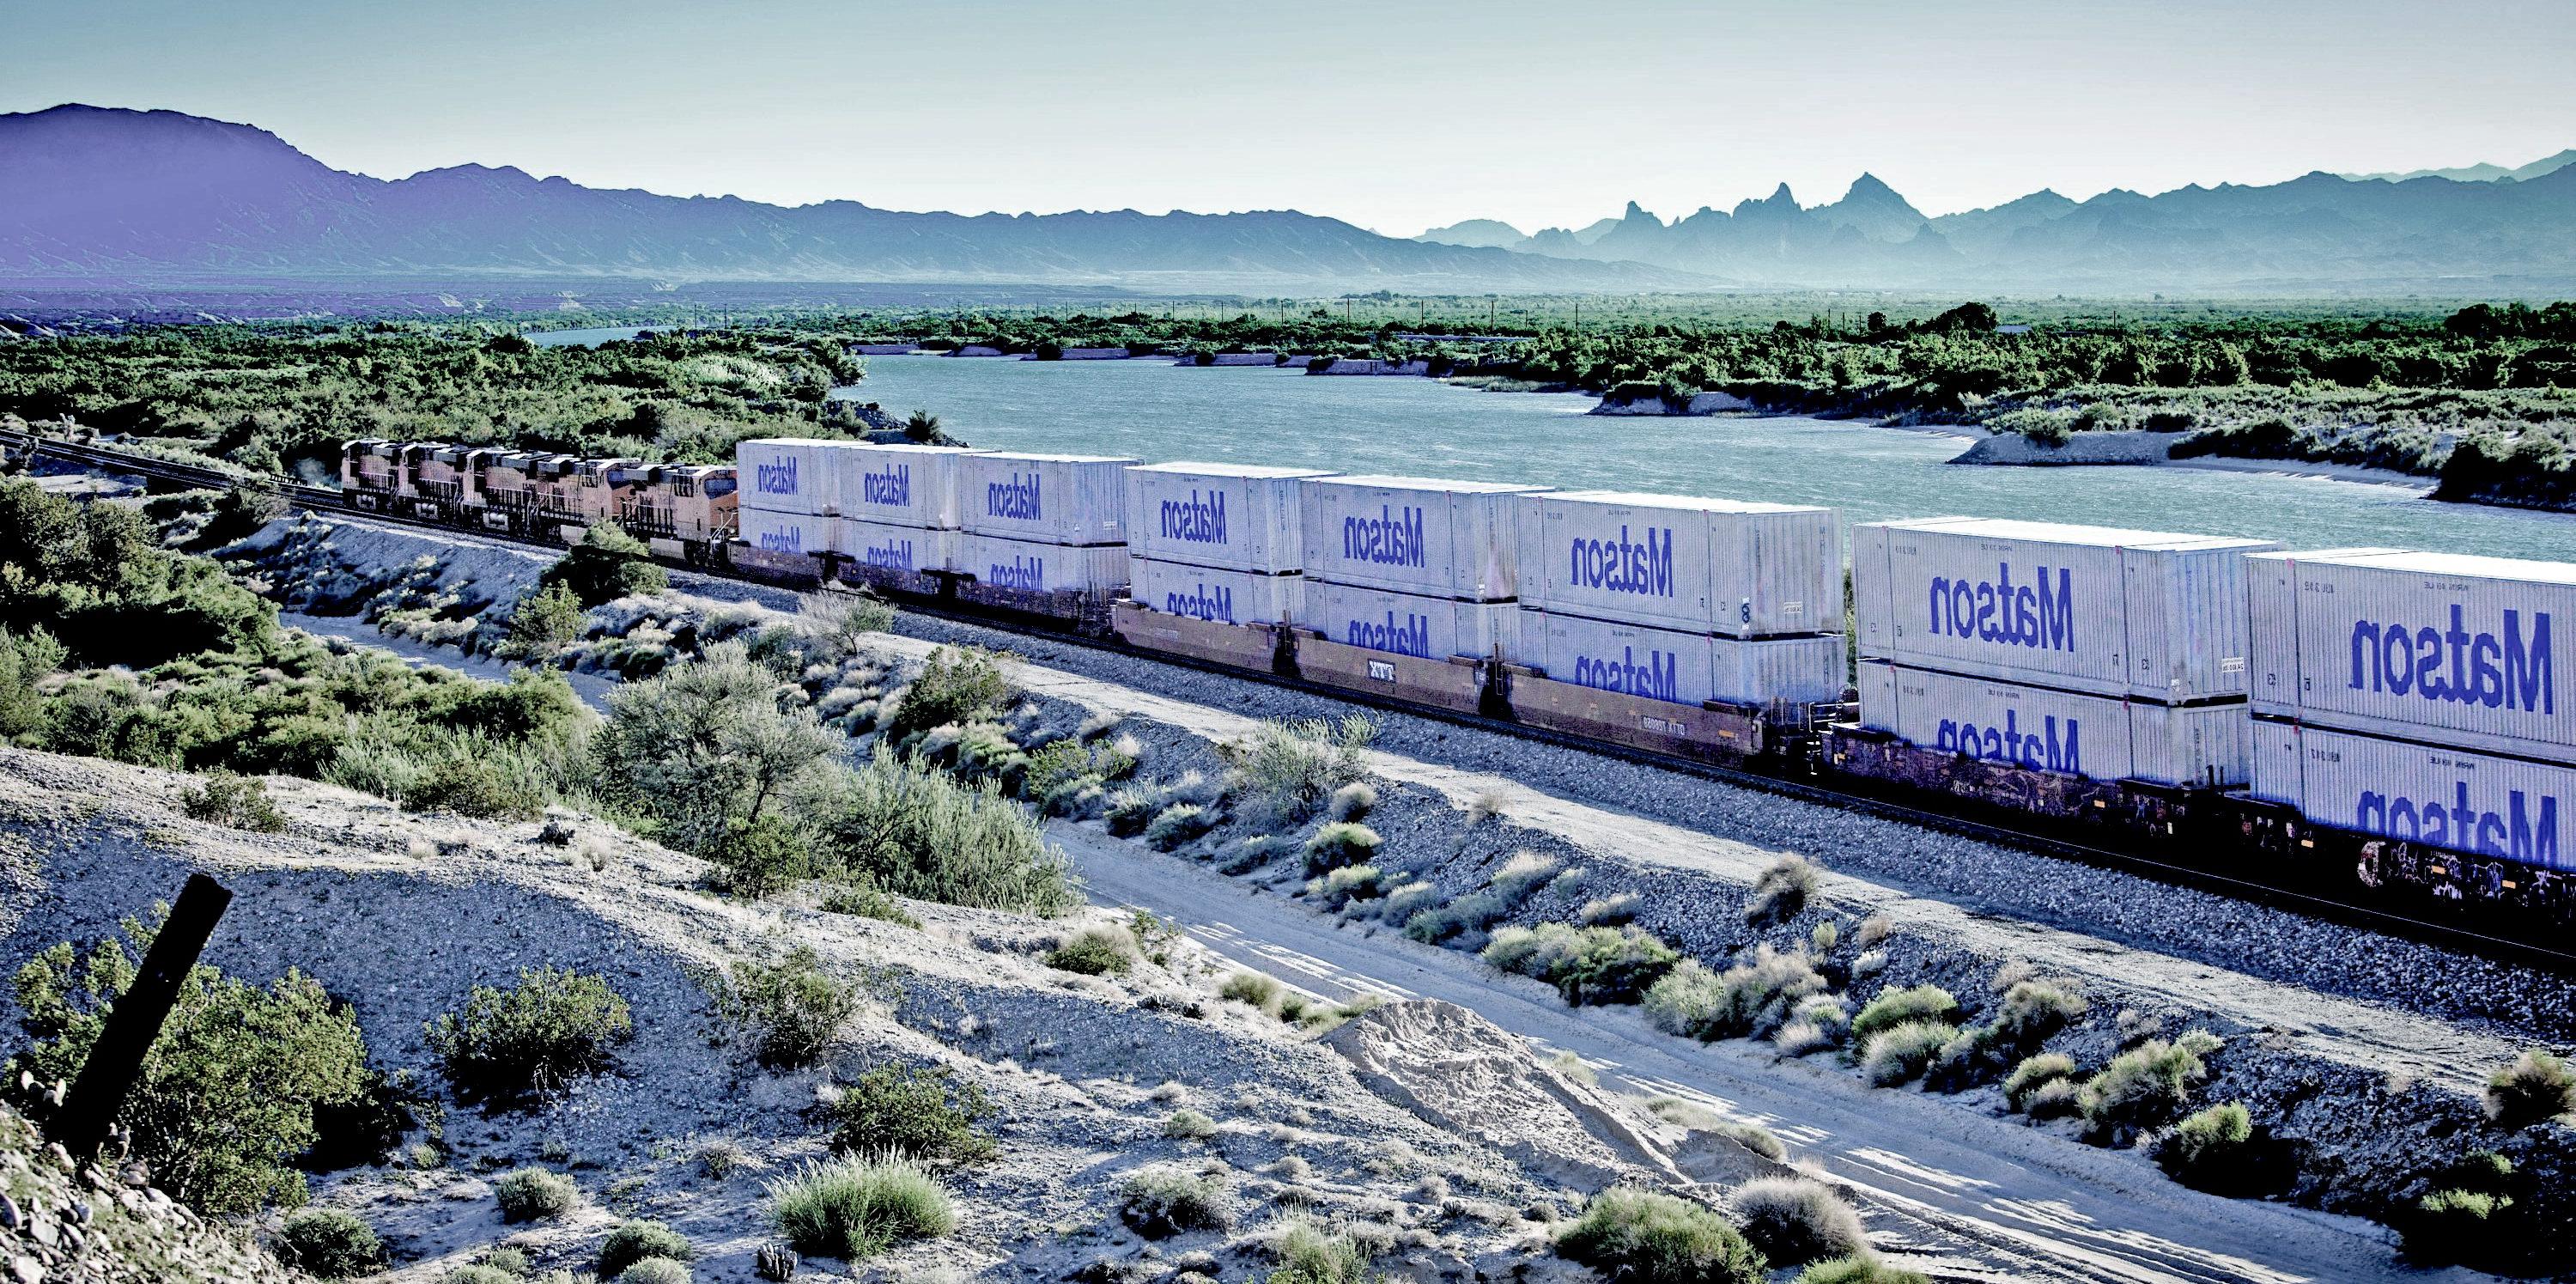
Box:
737, 506, 837, 559
951, 532, 1129, 594
1856, 659, 2248, 788
840, 518, 955, 576
1515, 491, 1838, 637
1850, 516, 2275, 703
957, 453, 1139, 545
2246, 549, 2576, 765
1124, 462, 1337, 574
829, 443, 987, 529
1129, 557, 1302, 625
1512, 609, 1844, 708
1294, 578, 1516, 660
736, 438, 854, 517
1297, 475, 1551, 601
2250, 718, 2573, 871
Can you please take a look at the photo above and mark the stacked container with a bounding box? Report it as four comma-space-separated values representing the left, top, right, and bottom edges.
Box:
1123, 462, 1336, 626
835, 442, 987, 578
2245, 548, 2576, 867
1510, 491, 1847, 709
1291, 475, 1546, 660
1849, 517, 2279, 787
954, 452, 1140, 596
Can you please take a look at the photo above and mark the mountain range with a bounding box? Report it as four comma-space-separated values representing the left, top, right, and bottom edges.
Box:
7, 104, 2575, 296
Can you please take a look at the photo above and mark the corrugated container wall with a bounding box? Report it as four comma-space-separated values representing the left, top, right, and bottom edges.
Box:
736, 438, 843, 516
952, 532, 1130, 594
1513, 610, 1845, 708
1297, 476, 1550, 601
1851, 517, 2275, 703
831, 444, 987, 529
1294, 579, 1516, 660
2249, 720, 2573, 871
2246, 549, 2576, 765
1516, 491, 1840, 637
737, 507, 837, 558
1857, 660, 2248, 788
841, 519, 956, 575
958, 453, 1139, 545
1125, 463, 1336, 574
1130, 557, 1303, 626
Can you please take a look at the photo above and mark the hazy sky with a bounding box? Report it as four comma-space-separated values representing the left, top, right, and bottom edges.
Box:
8, 0, 2572, 234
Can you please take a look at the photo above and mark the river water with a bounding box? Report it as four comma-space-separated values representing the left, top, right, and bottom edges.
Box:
833, 355, 2575, 561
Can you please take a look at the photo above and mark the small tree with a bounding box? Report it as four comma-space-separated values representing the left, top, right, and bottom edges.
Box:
902, 410, 944, 444
592, 643, 841, 855
507, 582, 586, 655
540, 522, 668, 608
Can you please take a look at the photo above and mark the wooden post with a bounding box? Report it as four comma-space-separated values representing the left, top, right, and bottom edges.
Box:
52, 873, 233, 1162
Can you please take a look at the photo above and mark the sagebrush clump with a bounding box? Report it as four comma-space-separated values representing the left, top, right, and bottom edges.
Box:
827, 1062, 999, 1167
2484, 1048, 2576, 1128
767, 1153, 957, 1261
1729, 1177, 1868, 1267
1224, 714, 1376, 822
597, 1220, 695, 1278
493, 1166, 580, 1222
424, 966, 634, 1104
711, 945, 863, 1070
1483, 922, 1681, 1006
1047, 924, 1141, 976
1555, 1188, 1767, 1284
274, 1208, 383, 1279
1118, 1165, 1236, 1237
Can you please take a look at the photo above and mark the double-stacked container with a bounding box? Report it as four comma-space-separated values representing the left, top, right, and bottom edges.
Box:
1849, 517, 2277, 788
1123, 462, 1336, 626
953, 452, 1139, 601
1291, 475, 1546, 660
833, 442, 987, 586
735, 438, 846, 563
1510, 492, 1847, 710
2245, 549, 2576, 868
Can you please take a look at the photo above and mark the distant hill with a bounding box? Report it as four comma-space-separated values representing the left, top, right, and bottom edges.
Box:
1414, 217, 1528, 248
0, 105, 1703, 294
2338, 149, 2576, 184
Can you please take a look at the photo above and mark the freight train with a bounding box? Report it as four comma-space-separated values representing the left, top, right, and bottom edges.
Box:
320, 434, 2576, 940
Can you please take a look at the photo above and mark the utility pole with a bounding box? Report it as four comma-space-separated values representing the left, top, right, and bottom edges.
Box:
52, 873, 233, 1163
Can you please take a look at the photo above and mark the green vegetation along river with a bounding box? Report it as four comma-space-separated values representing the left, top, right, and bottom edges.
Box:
838, 356, 2576, 562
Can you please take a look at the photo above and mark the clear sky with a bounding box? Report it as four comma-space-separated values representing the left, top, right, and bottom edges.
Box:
6, 0, 2571, 235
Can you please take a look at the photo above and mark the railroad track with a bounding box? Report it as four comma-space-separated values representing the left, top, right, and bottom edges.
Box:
14, 427, 2576, 972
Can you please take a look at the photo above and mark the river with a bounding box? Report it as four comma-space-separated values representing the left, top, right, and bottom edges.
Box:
834, 355, 2576, 561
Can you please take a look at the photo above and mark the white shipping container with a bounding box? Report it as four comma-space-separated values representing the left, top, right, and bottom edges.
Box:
1851, 516, 2275, 702
2246, 549, 2576, 765
2249, 719, 2573, 870
829, 444, 987, 529
1516, 491, 1839, 637
958, 453, 1139, 545
737, 506, 837, 558
1856, 659, 2248, 788
952, 532, 1130, 594
1298, 475, 1551, 601
840, 518, 956, 575
1128, 557, 1302, 625
736, 438, 854, 517
1295, 579, 1516, 660
1512, 609, 1845, 708
1124, 462, 1337, 574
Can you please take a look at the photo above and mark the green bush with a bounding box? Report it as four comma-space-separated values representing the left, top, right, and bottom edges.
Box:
811, 749, 1078, 916
1861, 1020, 1958, 1086
1850, 985, 1957, 1042
827, 1063, 999, 1167
712, 946, 862, 1069
274, 1208, 383, 1279
2405, 1189, 2514, 1266
1307, 863, 1385, 908
888, 646, 1010, 741
766, 1153, 957, 1260
1987, 979, 2087, 1048
1301, 821, 1382, 873
1555, 1188, 1767, 1284
1483, 922, 1682, 1006
2003, 1053, 2080, 1112
6, 911, 368, 1216
507, 582, 587, 655
406, 752, 547, 821
710, 813, 812, 898
1267, 1216, 1378, 1284
592, 643, 839, 856
2153, 1101, 2293, 1196
819, 879, 921, 928
1642, 946, 1826, 1042
597, 1220, 696, 1278
424, 966, 635, 1104
1223, 715, 1375, 822
1327, 781, 1376, 822
443, 1265, 518, 1284
179, 770, 289, 832
494, 1165, 581, 1222
2079, 1031, 2221, 1140
617, 1260, 692, 1284
1729, 1177, 1868, 1267
1795, 1258, 1930, 1284
1218, 971, 1283, 1011
1161, 1107, 1218, 1140
1145, 802, 1217, 850
1744, 855, 1820, 925
539, 521, 668, 608
2483, 1049, 2576, 1128
1047, 925, 1140, 976
1118, 1165, 1236, 1237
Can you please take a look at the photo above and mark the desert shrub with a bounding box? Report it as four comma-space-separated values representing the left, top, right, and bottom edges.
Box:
712, 946, 863, 1069
591, 643, 838, 854
1376, 880, 1441, 924
507, 582, 586, 655
1403, 851, 1558, 944
1861, 1020, 1958, 1086
811, 749, 1078, 915
2023, 1078, 2083, 1119
444, 1265, 517, 1284
1643, 946, 1826, 1042
1308, 864, 1385, 908
2484, 1048, 2576, 1128
541, 522, 667, 607
424, 966, 635, 1104
179, 770, 289, 832
1048, 924, 1140, 976
7, 911, 368, 1215
494, 1166, 580, 1222
617, 1260, 692, 1284
1267, 1216, 1378, 1284
888, 646, 1010, 741
827, 1063, 998, 1166
819, 880, 920, 928
1103, 786, 1161, 837
2400, 1151, 2524, 1267
1744, 855, 1820, 926
1219, 971, 1283, 1010
1580, 892, 1642, 926
1987, 979, 2087, 1048
2079, 1030, 2222, 1140
767, 1153, 956, 1260
1118, 1165, 1236, 1237
274, 1208, 382, 1278
406, 751, 549, 821
798, 589, 896, 656
2153, 1102, 2293, 1196
708, 812, 812, 898
1302, 821, 1382, 873
1773, 1021, 1835, 1056
1850, 949, 1886, 980
1145, 802, 1217, 850
1555, 1188, 1767, 1284
1327, 781, 1376, 822
1795, 1258, 1930, 1284
1224, 715, 1376, 822
1162, 1107, 1218, 1140
1483, 922, 1681, 1006
598, 1220, 696, 1277
2003, 1053, 2080, 1112
1851, 915, 1892, 948
1850, 985, 1956, 1042
1729, 1177, 1868, 1266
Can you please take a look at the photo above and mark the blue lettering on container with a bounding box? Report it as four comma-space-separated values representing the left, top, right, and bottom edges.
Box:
1342, 505, 1426, 569
860, 462, 910, 508
987, 556, 1047, 592
1570, 645, 1680, 702
754, 523, 805, 554
754, 454, 799, 497
1345, 611, 1431, 657
1934, 709, 2085, 776
1163, 581, 1236, 623
1566, 525, 1674, 599
987, 472, 1042, 520
2345, 606, 2553, 715
1158, 489, 1228, 545
2355, 779, 2560, 867
1926, 563, 2075, 653
860, 537, 914, 572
